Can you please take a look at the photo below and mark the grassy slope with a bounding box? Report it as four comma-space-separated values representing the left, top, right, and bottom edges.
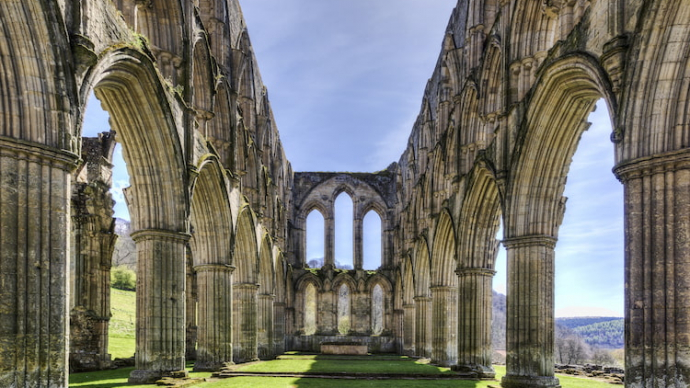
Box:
108, 288, 136, 359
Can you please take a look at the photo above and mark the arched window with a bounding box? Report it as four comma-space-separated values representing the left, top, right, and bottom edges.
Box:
337, 284, 351, 335
334, 193, 354, 269
304, 283, 317, 335
306, 210, 325, 268
372, 284, 384, 335
363, 211, 382, 270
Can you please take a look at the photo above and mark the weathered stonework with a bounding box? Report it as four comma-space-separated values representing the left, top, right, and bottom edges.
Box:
0, 1, 688, 387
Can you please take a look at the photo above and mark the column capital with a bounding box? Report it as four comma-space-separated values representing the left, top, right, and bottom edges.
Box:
0, 135, 80, 171
429, 285, 457, 292
131, 229, 191, 243
614, 148, 690, 183
456, 267, 496, 277
233, 282, 260, 290
502, 234, 557, 249
193, 263, 235, 273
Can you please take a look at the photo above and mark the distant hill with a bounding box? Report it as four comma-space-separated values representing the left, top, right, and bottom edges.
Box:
567, 319, 624, 349
492, 295, 624, 350
556, 317, 622, 329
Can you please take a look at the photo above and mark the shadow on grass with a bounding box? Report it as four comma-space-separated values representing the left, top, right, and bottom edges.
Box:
285, 353, 487, 388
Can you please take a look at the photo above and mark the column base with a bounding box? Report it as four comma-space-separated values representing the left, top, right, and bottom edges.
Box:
452, 363, 495, 378
128, 369, 189, 384
502, 375, 560, 388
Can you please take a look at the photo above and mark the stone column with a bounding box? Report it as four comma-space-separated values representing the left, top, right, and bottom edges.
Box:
129, 230, 190, 384
394, 308, 404, 353
353, 216, 363, 270
0, 141, 78, 388
233, 283, 259, 363
501, 235, 560, 388
185, 251, 197, 361
194, 264, 234, 371
431, 286, 458, 366
274, 302, 286, 355
454, 268, 495, 378
257, 293, 275, 359
414, 296, 432, 359
325, 215, 335, 267
614, 153, 690, 388
402, 303, 416, 356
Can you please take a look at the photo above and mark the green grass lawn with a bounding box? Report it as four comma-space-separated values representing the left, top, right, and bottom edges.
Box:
108, 288, 136, 359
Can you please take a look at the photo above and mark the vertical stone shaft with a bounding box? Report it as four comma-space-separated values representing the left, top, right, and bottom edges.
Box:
414, 296, 432, 358
129, 230, 190, 384
257, 293, 275, 359
615, 155, 690, 388
456, 268, 495, 377
233, 283, 259, 363
325, 216, 335, 267
0, 145, 77, 388
185, 252, 197, 361
431, 286, 458, 366
394, 308, 404, 353
502, 235, 560, 388
194, 264, 234, 371
402, 304, 416, 356
273, 302, 286, 355
353, 216, 363, 269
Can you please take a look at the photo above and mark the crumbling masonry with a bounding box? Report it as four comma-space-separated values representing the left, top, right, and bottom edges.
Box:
0, 1, 688, 387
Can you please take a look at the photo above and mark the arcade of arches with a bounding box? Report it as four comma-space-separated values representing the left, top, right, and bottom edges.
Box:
0, 1, 688, 387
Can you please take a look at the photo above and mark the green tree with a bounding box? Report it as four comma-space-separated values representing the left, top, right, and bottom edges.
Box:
111, 265, 136, 291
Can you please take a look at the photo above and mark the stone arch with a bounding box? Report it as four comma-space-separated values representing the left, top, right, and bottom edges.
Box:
273, 248, 287, 355
196, 0, 231, 64
412, 237, 431, 358
618, 1, 690, 161
479, 38, 504, 120
401, 256, 416, 356
333, 273, 357, 335
191, 36, 216, 135
455, 161, 501, 376
82, 48, 188, 232
80, 48, 190, 382
0, 0, 75, 151
135, 0, 185, 68
189, 156, 234, 371
208, 81, 235, 168
257, 233, 276, 359
501, 54, 615, 386
232, 206, 260, 363
506, 54, 615, 238
457, 81, 482, 175
295, 274, 322, 337
429, 210, 458, 366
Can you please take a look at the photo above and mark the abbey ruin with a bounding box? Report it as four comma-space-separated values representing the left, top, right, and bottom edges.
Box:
0, 0, 688, 387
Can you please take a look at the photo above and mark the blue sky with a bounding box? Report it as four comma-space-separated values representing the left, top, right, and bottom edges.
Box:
83, 0, 624, 317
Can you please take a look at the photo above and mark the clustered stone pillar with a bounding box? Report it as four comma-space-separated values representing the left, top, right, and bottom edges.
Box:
502, 235, 560, 388
273, 302, 286, 355
0, 141, 78, 387
129, 230, 190, 384
69, 134, 117, 372
413, 296, 432, 359
70, 183, 116, 372
194, 264, 234, 371
455, 268, 495, 377
430, 286, 458, 366
233, 283, 259, 363
324, 215, 335, 267
402, 303, 416, 356
185, 251, 197, 361
257, 293, 275, 359
615, 152, 690, 388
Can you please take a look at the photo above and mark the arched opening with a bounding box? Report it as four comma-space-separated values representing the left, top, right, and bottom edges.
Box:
233, 209, 260, 363
362, 210, 382, 270
257, 236, 276, 360
337, 283, 351, 335
304, 283, 317, 336
334, 193, 354, 269
306, 210, 325, 268
371, 284, 384, 335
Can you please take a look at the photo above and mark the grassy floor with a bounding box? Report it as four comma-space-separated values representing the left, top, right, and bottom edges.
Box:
109, 288, 136, 359
70, 357, 615, 388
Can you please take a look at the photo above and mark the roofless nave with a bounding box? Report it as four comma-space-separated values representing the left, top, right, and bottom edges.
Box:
0, 1, 688, 387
